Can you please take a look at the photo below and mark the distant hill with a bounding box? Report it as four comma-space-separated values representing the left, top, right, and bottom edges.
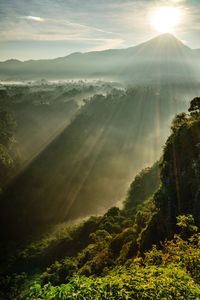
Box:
0, 34, 199, 83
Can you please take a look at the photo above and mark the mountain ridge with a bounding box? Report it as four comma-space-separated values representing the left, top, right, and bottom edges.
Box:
0, 34, 195, 64
0, 33, 199, 83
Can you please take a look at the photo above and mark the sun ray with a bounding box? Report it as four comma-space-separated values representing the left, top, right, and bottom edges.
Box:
150, 6, 182, 33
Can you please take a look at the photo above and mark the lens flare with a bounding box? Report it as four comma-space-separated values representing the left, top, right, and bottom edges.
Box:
150, 7, 182, 33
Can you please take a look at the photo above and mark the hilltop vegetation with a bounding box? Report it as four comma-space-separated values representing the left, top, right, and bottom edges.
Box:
0, 98, 200, 299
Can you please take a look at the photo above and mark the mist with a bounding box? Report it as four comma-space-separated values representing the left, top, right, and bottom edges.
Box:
0, 33, 199, 242
0, 80, 199, 242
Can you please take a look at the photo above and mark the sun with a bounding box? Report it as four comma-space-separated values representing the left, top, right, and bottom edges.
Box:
150, 7, 182, 33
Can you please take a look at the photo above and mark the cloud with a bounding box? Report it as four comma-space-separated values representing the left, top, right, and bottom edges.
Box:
0, 0, 199, 60
0, 12, 117, 43
48, 18, 114, 35
23, 16, 45, 22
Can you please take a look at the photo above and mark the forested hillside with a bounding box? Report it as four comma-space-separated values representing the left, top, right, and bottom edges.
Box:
0, 108, 17, 191
0, 98, 200, 299
0, 81, 114, 165
0, 85, 191, 242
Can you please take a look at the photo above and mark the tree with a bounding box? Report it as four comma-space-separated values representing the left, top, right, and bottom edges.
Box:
0, 110, 16, 147
176, 215, 198, 239
188, 97, 200, 117
0, 145, 14, 190
171, 112, 187, 132
0, 109, 16, 189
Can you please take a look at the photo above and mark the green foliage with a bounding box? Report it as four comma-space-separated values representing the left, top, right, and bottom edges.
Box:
145, 231, 200, 284
42, 258, 77, 286
0, 144, 14, 176
21, 259, 200, 300
0, 109, 16, 189
0, 145, 15, 191
188, 97, 200, 116
1, 96, 200, 300
176, 215, 198, 238
0, 272, 27, 300
89, 229, 111, 243
2, 227, 200, 299
110, 227, 136, 257
146, 97, 200, 247
171, 112, 188, 132
124, 162, 160, 213
0, 110, 16, 147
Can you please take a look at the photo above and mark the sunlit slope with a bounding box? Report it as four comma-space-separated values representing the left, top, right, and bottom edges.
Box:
0, 34, 199, 83
0, 87, 189, 240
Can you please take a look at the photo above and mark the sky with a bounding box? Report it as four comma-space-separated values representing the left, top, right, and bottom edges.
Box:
0, 0, 200, 61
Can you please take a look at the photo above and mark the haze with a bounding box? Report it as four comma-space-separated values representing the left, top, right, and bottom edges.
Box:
1, 0, 200, 61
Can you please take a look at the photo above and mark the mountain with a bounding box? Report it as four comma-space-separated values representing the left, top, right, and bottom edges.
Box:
0, 34, 199, 83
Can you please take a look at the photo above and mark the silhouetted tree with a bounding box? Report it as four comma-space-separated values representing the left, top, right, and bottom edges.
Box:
188, 97, 200, 116
171, 112, 187, 132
